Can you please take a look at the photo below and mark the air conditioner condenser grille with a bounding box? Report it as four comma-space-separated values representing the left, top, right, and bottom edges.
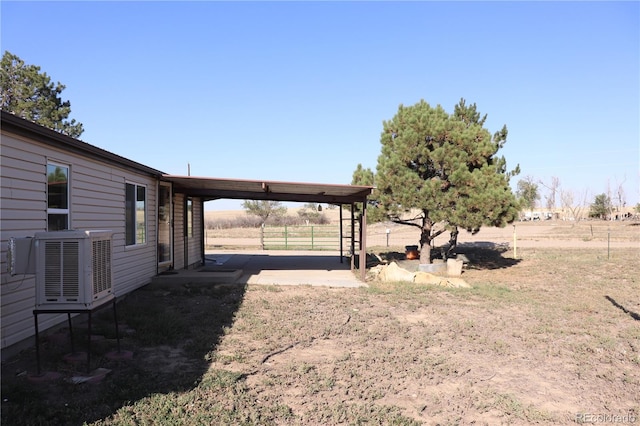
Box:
44, 240, 80, 300
35, 230, 114, 309
92, 239, 112, 298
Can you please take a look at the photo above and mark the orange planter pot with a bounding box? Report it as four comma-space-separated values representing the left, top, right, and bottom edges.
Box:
405, 245, 419, 260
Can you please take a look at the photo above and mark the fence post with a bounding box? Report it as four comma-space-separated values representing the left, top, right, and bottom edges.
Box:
260, 223, 264, 250
284, 225, 288, 249
311, 226, 314, 249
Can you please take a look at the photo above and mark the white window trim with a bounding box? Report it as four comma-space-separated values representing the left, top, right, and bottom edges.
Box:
46, 161, 70, 230
125, 181, 148, 247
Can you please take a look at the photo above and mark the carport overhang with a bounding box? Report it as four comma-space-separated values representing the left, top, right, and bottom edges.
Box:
162, 175, 374, 281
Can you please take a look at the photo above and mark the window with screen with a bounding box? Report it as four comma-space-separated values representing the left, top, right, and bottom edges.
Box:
47, 163, 69, 231
126, 182, 146, 245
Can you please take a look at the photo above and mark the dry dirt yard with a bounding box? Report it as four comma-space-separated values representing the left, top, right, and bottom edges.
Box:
2, 220, 639, 425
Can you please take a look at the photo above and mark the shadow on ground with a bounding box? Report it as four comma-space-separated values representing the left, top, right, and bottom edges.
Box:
1, 283, 246, 426
605, 295, 640, 321
374, 242, 521, 271
455, 242, 521, 270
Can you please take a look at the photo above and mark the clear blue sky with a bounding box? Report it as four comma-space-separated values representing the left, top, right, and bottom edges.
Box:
2, 1, 638, 211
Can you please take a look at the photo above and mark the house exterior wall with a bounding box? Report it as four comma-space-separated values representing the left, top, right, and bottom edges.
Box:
170, 194, 203, 270
0, 129, 159, 353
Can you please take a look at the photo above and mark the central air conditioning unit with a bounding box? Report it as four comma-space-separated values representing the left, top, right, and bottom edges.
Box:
33, 230, 115, 310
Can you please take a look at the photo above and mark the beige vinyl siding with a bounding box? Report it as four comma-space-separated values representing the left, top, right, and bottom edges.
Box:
1, 134, 49, 350
187, 199, 203, 267
0, 143, 47, 230
1, 131, 159, 351
1, 283, 38, 350
173, 193, 185, 270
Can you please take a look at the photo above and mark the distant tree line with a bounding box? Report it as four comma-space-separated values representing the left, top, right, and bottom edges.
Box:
513, 175, 634, 221
207, 202, 331, 230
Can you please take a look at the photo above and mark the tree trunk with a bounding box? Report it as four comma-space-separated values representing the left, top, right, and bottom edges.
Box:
446, 226, 459, 259
419, 217, 433, 264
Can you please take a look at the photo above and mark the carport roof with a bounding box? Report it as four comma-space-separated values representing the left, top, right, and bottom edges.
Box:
162, 175, 374, 205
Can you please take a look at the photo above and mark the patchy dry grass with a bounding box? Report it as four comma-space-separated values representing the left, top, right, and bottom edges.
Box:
2, 245, 639, 425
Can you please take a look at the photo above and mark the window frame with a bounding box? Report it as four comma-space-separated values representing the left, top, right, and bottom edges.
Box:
46, 161, 70, 231
125, 181, 147, 246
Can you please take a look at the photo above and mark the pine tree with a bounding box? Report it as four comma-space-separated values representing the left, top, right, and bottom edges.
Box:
349, 164, 386, 224
1, 51, 84, 138
374, 99, 520, 263
588, 193, 612, 219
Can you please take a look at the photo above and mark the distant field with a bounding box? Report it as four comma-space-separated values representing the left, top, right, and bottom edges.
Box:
205, 207, 344, 223
205, 209, 640, 251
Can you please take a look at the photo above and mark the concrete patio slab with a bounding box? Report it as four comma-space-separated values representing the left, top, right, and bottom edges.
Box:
150, 250, 366, 288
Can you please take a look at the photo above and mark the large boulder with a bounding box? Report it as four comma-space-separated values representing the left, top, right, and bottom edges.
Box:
374, 262, 471, 288
414, 271, 443, 285
440, 277, 472, 288
378, 261, 415, 283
